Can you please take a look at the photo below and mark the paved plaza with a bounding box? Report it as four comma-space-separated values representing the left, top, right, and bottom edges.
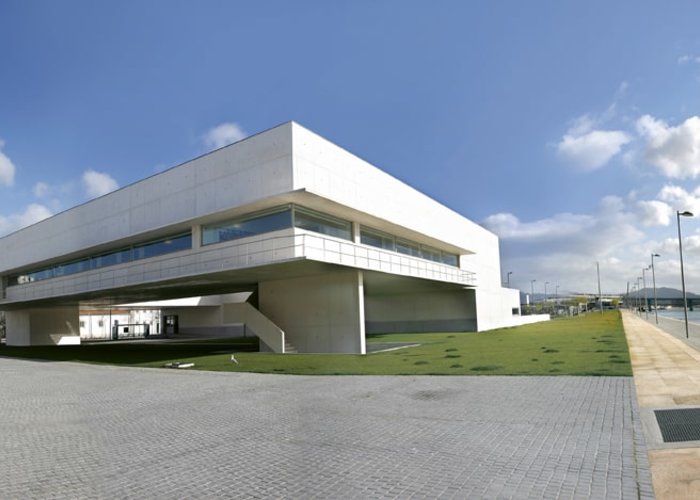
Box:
623, 311, 700, 498
0, 357, 652, 499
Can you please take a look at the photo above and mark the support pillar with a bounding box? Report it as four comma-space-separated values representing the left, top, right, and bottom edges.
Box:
259, 269, 366, 353
5, 306, 80, 346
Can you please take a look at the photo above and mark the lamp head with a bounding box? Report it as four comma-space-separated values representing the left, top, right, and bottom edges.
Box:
678, 210, 694, 217
653, 253, 660, 257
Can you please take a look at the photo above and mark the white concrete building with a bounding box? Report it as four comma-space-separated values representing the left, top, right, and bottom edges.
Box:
0, 122, 540, 353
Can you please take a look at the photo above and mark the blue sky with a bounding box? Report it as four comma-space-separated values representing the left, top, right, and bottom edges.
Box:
3, 1, 700, 294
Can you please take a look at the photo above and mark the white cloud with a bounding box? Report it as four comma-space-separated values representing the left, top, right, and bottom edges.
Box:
203, 122, 247, 150
636, 115, 700, 178
566, 114, 596, 136
557, 128, 632, 171
0, 203, 52, 236
33, 181, 49, 198
555, 84, 634, 171
82, 170, 119, 198
678, 55, 700, 64
0, 139, 16, 187
636, 200, 672, 226
599, 195, 625, 213
483, 196, 658, 292
484, 188, 700, 293
483, 212, 594, 241
657, 184, 700, 214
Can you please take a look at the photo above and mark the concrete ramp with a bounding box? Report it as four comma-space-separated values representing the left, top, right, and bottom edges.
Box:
223, 302, 288, 353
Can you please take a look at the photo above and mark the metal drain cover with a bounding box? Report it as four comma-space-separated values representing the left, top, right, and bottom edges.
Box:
655, 408, 700, 443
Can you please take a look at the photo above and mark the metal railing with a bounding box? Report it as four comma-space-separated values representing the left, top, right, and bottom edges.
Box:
190, 232, 475, 286
3, 232, 476, 302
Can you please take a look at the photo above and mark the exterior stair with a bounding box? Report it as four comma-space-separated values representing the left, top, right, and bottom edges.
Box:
284, 340, 298, 354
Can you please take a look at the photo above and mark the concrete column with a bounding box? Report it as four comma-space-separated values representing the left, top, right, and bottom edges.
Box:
191, 225, 202, 250
259, 269, 366, 354
352, 222, 361, 244
5, 310, 30, 346
5, 305, 80, 346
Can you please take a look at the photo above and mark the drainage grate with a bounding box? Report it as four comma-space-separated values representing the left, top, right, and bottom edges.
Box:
655, 408, 700, 443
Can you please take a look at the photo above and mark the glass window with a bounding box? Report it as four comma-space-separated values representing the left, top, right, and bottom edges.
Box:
294, 207, 352, 240
202, 208, 292, 245
133, 233, 192, 260
360, 228, 395, 251
420, 246, 442, 263
54, 259, 90, 277
7, 231, 193, 286
441, 253, 459, 266
91, 248, 131, 269
359, 226, 459, 267
396, 239, 421, 257
28, 268, 54, 282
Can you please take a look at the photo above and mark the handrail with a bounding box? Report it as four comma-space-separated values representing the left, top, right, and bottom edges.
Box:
189, 232, 475, 285
3, 232, 476, 303
223, 302, 285, 353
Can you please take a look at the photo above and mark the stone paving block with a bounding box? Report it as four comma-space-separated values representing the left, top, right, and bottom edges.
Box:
0, 358, 652, 499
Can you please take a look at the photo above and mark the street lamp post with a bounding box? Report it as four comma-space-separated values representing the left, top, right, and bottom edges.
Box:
544, 281, 549, 308
642, 266, 650, 321
677, 210, 693, 339
530, 279, 536, 313
651, 253, 660, 324
637, 277, 643, 315
506, 271, 513, 288
596, 262, 603, 314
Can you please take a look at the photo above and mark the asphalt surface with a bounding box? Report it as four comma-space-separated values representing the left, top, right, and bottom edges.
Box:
0, 357, 653, 499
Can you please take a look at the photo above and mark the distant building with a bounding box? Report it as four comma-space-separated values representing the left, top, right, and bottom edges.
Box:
0, 122, 545, 353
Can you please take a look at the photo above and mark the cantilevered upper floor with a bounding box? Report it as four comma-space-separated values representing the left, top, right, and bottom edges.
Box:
2, 122, 531, 351
0, 122, 503, 308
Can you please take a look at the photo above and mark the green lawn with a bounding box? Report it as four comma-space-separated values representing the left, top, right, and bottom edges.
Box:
0, 310, 631, 376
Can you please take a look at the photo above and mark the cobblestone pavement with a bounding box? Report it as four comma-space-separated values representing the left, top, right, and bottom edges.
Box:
0, 358, 653, 499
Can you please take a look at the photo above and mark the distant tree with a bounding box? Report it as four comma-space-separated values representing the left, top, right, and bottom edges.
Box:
563, 296, 588, 306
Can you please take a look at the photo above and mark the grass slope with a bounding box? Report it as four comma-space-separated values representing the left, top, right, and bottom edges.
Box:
0, 311, 631, 376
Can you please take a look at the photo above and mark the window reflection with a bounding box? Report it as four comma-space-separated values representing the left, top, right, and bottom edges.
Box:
202, 209, 292, 245
294, 207, 352, 241
360, 226, 459, 267
9, 232, 192, 286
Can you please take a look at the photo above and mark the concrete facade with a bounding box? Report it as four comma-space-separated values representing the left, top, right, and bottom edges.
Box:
259, 269, 366, 354
0, 122, 535, 353
5, 306, 80, 346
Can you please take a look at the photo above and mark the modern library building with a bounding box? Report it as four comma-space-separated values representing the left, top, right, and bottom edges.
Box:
0, 122, 539, 353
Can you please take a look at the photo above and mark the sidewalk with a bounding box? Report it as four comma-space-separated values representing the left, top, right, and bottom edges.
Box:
622, 311, 700, 499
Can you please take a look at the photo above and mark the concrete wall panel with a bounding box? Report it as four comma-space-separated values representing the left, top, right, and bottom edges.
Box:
5, 306, 79, 346
364, 288, 477, 334
259, 269, 365, 354
0, 123, 294, 273
290, 123, 504, 289
474, 287, 523, 331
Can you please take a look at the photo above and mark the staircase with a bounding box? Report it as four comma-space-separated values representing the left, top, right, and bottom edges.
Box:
284, 339, 298, 354
223, 302, 292, 354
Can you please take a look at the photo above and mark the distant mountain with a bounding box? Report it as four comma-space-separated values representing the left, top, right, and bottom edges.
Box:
627, 287, 700, 299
